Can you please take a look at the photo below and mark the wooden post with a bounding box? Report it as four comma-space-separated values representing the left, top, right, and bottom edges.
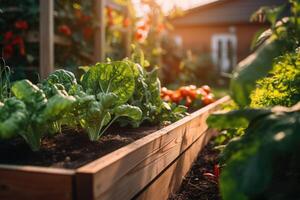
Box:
39, 0, 54, 79
124, 6, 132, 57
94, 0, 105, 63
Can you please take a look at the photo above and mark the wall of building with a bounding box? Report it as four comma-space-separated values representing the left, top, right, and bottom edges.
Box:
171, 23, 267, 62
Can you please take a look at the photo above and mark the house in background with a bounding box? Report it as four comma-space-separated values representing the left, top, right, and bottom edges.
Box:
171, 0, 287, 75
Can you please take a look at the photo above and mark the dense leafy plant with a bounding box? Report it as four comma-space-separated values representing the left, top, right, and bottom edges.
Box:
123, 48, 187, 126
208, 104, 300, 200
0, 59, 12, 101
230, 0, 300, 107
207, 2, 300, 199
80, 61, 142, 140
250, 51, 300, 108
0, 52, 188, 150
0, 78, 75, 151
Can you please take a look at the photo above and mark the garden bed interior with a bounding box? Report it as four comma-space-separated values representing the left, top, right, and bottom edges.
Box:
0, 96, 229, 200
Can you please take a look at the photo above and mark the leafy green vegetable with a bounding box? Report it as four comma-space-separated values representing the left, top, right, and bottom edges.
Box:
81, 61, 135, 105
0, 98, 27, 139
230, 1, 300, 107
0, 63, 11, 101
230, 37, 288, 106
0, 50, 187, 149
11, 79, 75, 151
42, 69, 77, 92
250, 51, 300, 108
121, 51, 187, 127
214, 103, 300, 200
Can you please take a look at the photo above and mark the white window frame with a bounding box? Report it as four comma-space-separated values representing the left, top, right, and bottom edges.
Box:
211, 33, 237, 73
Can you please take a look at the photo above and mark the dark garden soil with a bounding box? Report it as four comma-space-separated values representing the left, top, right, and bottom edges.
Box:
168, 142, 221, 200
0, 125, 161, 169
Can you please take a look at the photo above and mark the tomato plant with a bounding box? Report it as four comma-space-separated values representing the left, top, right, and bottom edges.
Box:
161, 84, 216, 109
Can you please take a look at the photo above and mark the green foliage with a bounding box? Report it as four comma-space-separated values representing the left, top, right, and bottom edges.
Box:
209, 104, 300, 200
10, 79, 75, 151
250, 52, 300, 108
42, 69, 77, 92
120, 49, 187, 127
0, 61, 11, 101
0, 53, 186, 150
230, 1, 300, 107
0, 98, 27, 139
207, 2, 300, 200
81, 61, 135, 105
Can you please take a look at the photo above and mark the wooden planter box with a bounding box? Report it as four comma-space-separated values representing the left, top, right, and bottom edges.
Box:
0, 96, 229, 200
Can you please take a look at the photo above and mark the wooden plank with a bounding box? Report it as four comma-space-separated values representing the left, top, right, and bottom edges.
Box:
0, 165, 74, 200
124, 6, 132, 57
106, 0, 124, 11
93, 0, 105, 62
26, 31, 71, 46
76, 96, 230, 200
135, 129, 218, 200
39, 0, 54, 79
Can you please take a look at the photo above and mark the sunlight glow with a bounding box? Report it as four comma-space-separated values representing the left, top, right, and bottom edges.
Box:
132, 0, 219, 16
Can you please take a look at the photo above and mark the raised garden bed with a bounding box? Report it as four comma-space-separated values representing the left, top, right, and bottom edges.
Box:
0, 96, 229, 200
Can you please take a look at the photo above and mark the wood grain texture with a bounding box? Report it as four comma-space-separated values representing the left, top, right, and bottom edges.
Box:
135, 129, 217, 200
26, 31, 71, 46
93, 0, 105, 62
0, 165, 74, 200
76, 96, 230, 200
39, 0, 54, 79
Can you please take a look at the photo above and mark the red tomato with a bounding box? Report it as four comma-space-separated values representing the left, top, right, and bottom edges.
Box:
161, 87, 173, 96
201, 85, 211, 94
12, 36, 25, 55
163, 95, 171, 102
214, 164, 220, 179
170, 91, 183, 103
185, 96, 192, 107
135, 31, 144, 41
179, 86, 190, 97
4, 31, 13, 41
196, 88, 207, 97
58, 25, 72, 36
188, 85, 197, 90
202, 94, 215, 105
15, 20, 28, 30
187, 89, 197, 100
123, 18, 130, 28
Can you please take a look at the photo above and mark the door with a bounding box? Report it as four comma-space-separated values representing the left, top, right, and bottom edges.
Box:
211, 34, 237, 74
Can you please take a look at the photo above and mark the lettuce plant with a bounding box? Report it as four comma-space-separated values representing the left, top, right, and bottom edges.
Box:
80, 61, 142, 140
11, 79, 75, 151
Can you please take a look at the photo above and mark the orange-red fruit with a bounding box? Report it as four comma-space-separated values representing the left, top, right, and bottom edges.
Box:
201, 85, 211, 94
185, 96, 192, 107
179, 86, 190, 97
170, 91, 183, 103
196, 88, 207, 96
58, 25, 72, 36
202, 93, 215, 105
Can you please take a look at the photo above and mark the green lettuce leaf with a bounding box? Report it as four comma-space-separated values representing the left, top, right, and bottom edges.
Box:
0, 98, 28, 139
81, 61, 135, 105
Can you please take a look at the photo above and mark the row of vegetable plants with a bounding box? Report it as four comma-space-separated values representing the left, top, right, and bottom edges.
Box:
0, 49, 194, 151
207, 0, 300, 199
0, 48, 218, 154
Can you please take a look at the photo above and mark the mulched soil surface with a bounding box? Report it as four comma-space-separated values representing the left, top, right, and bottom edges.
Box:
168, 142, 221, 200
0, 125, 161, 169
